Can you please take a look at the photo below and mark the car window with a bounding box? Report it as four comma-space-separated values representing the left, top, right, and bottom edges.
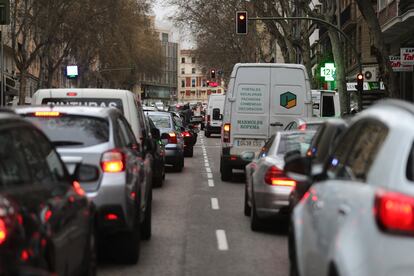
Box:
26, 115, 109, 148
0, 129, 31, 187
258, 135, 275, 158
173, 115, 184, 128
407, 142, 414, 182
149, 114, 172, 129
277, 132, 315, 156
117, 117, 135, 147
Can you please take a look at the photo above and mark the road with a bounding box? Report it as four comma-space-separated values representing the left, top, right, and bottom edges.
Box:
99, 132, 290, 276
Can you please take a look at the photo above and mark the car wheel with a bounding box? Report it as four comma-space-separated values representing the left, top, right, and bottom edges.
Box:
81, 226, 97, 276
174, 157, 184, 172
120, 218, 141, 264
220, 165, 232, 182
205, 131, 210, 138
153, 173, 163, 188
250, 198, 262, 231
186, 147, 194, 157
141, 190, 152, 240
244, 185, 251, 216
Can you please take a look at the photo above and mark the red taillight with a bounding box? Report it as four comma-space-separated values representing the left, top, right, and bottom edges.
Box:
223, 123, 231, 143
375, 190, 414, 234
105, 213, 118, 221
167, 132, 178, 144
264, 166, 296, 187
0, 218, 6, 245
34, 111, 61, 117
101, 150, 125, 173
298, 124, 307, 131
44, 210, 52, 222
72, 181, 85, 196
182, 131, 191, 137
66, 92, 78, 97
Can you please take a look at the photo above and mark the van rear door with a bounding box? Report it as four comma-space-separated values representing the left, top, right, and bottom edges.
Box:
231, 67, 269, 154
269, 66, 309, 134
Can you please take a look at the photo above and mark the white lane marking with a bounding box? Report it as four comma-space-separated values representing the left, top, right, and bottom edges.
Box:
207, 173, 213, 179
206, 167, 211, 173
208, 179, 214, 187
216, 230, 229, 251
205, 162, 209, 167
211, 198, 220, 210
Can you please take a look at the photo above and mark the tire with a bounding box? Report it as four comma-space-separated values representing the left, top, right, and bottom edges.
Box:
244, 185, 251, 216
250, 199, 262, 231
220, 164, 232, 181
81, 226, 97, 276
205, 131, 210, 138
120, 218, 141, 264
153, 173, 163, 188
184, 147, 194, 157
141, 190, 152, 240
174, 157, 184, 172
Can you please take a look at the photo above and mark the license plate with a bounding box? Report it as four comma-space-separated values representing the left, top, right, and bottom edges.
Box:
235, 139, 265, 147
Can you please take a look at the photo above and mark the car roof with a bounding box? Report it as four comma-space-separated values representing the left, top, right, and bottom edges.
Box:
35, 88, 133, 94
13, 105, 121, 119
0, 110, 34, 126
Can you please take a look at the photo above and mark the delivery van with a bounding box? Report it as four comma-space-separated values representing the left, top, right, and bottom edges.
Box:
204, 94, 225, 137
31, 88, 145, 142
311, 90, 341, 117
220, 63, 312, 181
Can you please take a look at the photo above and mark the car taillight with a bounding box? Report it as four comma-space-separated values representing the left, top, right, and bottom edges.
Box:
167, 132, 178, 144
182, 131, 191, 137
101, 150, 125, 173
298, 124, 307, 131
223, 123, 231, 143
72, 181, 85, 196
264, 166, 296, 187
207, 115, 211, 124
0, 218, 7, 245
375, 190, 414, 234
34, 111, 61, 117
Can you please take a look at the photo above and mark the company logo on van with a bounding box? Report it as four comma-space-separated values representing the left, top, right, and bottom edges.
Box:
280, 92, 297, 109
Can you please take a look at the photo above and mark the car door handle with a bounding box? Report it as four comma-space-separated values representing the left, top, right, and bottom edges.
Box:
338, 204, 351, 216
270, 122, 283, 127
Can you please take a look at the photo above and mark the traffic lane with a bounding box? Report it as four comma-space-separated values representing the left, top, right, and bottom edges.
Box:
98, 155, 200, 275
186, 134, 289, 276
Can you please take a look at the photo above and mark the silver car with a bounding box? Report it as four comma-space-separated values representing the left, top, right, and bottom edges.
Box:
244, 130, 315, 231
289, 100, 414, 276
15, 106, 152, 264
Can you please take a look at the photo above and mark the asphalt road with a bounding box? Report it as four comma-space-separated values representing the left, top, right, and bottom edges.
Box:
99, 132, 289, 276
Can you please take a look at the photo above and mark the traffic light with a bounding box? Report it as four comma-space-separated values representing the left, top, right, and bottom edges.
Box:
356, 73, 364, 92
210, 69, 216, 79
236, 11, 247, 34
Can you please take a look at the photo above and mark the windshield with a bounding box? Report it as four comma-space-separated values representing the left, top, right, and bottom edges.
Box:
148, 114, 172, 129
26, 115, 109, 148
277, 132, 316, 156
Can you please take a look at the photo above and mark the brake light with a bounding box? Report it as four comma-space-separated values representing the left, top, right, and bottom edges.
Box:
167, 132, 178, 144
105, 213, 119, 221
182, 131, 191, 137
223, 123, 231, 143
298, 124, 307, 131
375, 190, 414, 234
264, 166, 296, 187
66, 92, 78, 97
34, 111, 61, 117
101, 150, 125, 173
72, 181, 85, 196
0, 218, 6, 245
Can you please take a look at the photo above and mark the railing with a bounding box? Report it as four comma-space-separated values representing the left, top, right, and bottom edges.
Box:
399, 0, 414, 15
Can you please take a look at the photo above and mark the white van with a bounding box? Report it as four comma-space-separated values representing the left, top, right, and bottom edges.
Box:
32, 88, 146, 141
204, 94, 225, 137
311, 90, 341, 117
220, 63, 312, 181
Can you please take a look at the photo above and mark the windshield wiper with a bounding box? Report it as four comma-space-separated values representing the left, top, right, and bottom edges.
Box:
52, 141, 84, 147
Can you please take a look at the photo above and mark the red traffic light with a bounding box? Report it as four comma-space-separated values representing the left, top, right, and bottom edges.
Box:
236, 11, 248, 34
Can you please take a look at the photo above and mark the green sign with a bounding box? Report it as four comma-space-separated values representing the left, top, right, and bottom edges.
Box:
280, 92, 297, 109
321, 63, 336, 81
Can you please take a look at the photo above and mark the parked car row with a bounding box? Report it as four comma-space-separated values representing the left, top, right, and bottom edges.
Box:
0, 88, 198, 275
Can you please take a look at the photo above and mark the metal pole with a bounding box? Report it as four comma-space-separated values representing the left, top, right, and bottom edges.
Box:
0, 25, 3, 106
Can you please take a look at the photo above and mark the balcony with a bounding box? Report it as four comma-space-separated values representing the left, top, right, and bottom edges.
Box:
340, 3, 357, 31
380, 0, 414, 43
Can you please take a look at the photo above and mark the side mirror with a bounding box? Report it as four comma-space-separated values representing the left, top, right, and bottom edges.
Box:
151, 127, 161, 139
241, 151, 255, 162
160, 133, 170, 145
74, 164, 100, 182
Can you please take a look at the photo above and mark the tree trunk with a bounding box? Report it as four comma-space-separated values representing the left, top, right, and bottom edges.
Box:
328, 30, 349, 114
18, 71, 28, 105
355, 0, 398, 98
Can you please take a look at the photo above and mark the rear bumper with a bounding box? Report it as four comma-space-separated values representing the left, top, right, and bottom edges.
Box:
206, 125, 221, 134
165, 148, 183, 165
220, 151, 249, 171
254, 184, 293, 219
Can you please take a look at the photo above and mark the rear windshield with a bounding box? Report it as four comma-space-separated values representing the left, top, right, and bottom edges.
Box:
26, 115, 109, 148
306, 123, 323, 131
41, 98, 124, 114
277, 132, 315, 156
148, 114, 171, 129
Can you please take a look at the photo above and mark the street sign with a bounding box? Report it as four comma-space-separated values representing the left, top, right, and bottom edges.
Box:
346, 82, 385, 91
389, 56, 413, 72
401, 48, 414, 65
320, 63, 336, 81
66, 65, 78, 79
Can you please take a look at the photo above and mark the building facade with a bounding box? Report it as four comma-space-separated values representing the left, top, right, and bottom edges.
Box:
178, 50, 224, 103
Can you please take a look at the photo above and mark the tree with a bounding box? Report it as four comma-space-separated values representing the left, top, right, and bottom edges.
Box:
354, 0, 398, 98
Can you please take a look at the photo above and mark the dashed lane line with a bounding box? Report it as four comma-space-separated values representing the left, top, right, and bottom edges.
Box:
216, 230, 229, 251
208, 179, 214, 187
207, 173, 213, 179
211, 198, 220, 210
206, 167, 211, 173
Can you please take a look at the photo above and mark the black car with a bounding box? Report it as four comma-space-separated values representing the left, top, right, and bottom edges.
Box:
170, 112, 198, 157
285, 118, 348, 210
0, 112, 96, 275
145, 115, 166, 187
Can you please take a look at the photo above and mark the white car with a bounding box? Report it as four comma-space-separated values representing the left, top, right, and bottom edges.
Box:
289, 99, 414, 276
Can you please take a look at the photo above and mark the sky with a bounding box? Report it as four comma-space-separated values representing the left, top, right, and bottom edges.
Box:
152, 0, 194, 49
